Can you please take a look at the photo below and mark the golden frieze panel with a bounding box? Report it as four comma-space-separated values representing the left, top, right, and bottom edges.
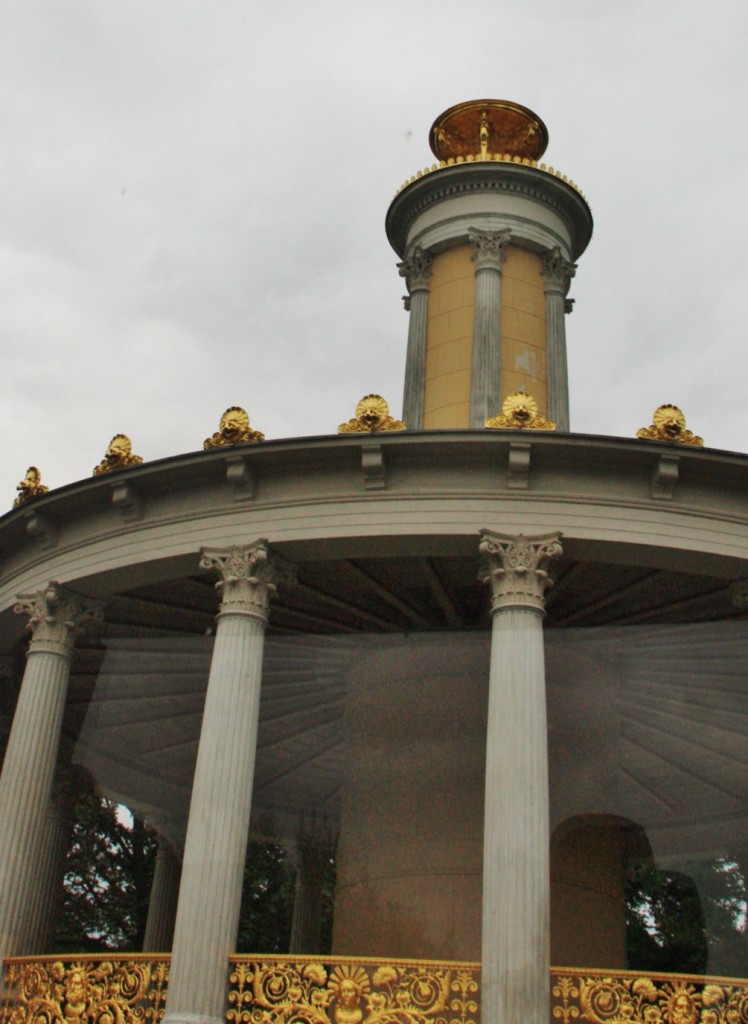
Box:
4, 956, 746, 1024
227, 956, 480, 1024
0, 956, 170, 1024
551, 968, 748, 1024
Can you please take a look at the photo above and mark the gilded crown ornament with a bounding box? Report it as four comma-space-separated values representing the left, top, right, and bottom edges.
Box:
13, 466, 48, 508
204, 406, 265, 449
429, 99, 549, 162
93, 435, 144, 475
338, 395, 406, 433
636, 405, 703, 446
485, 392, 556, 431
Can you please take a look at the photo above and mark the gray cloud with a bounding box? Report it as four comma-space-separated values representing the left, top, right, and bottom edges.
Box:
1, 0, 747, 506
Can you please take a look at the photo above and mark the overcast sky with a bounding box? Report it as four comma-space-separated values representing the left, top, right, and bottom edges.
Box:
1, 1, 747, 508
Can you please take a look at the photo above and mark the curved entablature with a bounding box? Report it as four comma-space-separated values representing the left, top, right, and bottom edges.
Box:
395, 154, 586, 201
0, 433, 747, 623
386, 162, 593, 261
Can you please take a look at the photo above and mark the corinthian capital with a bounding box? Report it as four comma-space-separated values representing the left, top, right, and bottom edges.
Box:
469, 228, 511, 271
541, 247, 576, 293
14, 583, 103, 657
200, 541, 293, 622
397, 246, 433, 292
479, 530, 562, 614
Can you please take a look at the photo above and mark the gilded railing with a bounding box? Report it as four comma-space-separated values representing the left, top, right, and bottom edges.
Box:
551, 968, 748, 1024
3, 956, 748, 1024
0, 955, 169, 1024
227, 955, 481, 1024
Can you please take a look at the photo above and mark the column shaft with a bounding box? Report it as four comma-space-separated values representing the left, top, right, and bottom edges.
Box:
469, 230, 510, 427
0, 585, 98, 963
402, 287, 430, 429
26, 794, 74, 953
479, 532, 562, 1024
541, 248, 576, 433
143, 836, 181, 953
398, 246, 433, 429
0, 653, 68, 957
164, 543, 285, 1024
289, 839, 326, 955
545, 287, 569, 432
483, 607, 549, 1024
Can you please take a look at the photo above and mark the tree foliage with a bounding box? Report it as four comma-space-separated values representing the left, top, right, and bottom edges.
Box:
626, 857, 746, 976
235, 818, 336, 955
55, 790, 157, 953
235, 832, 296, 954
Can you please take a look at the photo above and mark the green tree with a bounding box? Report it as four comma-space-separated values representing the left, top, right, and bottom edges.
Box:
236, 831, 296, 953
235, 819, 337, 955
626, 857, 746, 975
55, 790, 157, 952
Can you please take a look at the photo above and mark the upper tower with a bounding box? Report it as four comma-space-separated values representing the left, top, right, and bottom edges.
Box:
386, 100, 593, 431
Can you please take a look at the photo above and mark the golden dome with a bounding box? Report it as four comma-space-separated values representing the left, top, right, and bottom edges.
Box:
429, 99, 548, 162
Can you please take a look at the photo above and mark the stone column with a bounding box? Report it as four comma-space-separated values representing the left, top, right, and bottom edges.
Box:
478, 531, 562, 1024
469, 229, 510, 427
163, 541, 286, 1024
398, 245, 433, 429
143, 834, 182, 953
26, 779, 76, 953
0, 583, 100, 963
289, 823, 332, 955
541, 248, 576, 433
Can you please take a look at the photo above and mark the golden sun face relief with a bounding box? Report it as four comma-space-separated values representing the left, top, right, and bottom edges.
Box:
636, 404, 703, 446
338, 395, 406, 433
485, 392, 555, 430
204, 406, 265, 448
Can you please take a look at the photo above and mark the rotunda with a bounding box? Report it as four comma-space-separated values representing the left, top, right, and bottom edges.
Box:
0, 101, 746, 1024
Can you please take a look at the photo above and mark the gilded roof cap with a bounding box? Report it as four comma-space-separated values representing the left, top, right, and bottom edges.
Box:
429, 99, 548, 162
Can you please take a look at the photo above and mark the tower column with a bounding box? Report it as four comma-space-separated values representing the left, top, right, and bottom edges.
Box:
143, 834, 182, 953
398, 246, 433, 429
0, 583, 100, 963
478, 530, 562, 1024
469, 229, 510, 427
541, 248, 576, 432
163, 541, 286, 1024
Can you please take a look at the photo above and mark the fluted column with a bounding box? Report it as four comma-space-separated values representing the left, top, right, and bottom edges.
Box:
26, 779, 75, 953
541, 248, 576, 432
143, 834, 181, 952
398, 246, 433, 429
469, 229, 510, 427
163, 541, 287, 1024
478, 531, 562, 1024
0, 583, 100, 963
289, 826, 330, 955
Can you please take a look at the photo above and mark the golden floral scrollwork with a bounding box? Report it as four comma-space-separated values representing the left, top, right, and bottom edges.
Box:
550, 968, 748, 1024
93, 435, 144, 476
13, 467, 49, 508
203, 407, 265, 449
338, 396, 406, 434
0, 955, 170, 1024
227, 955, 480, 1024
485, 392, 556, 430
636, 405, 704, 446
